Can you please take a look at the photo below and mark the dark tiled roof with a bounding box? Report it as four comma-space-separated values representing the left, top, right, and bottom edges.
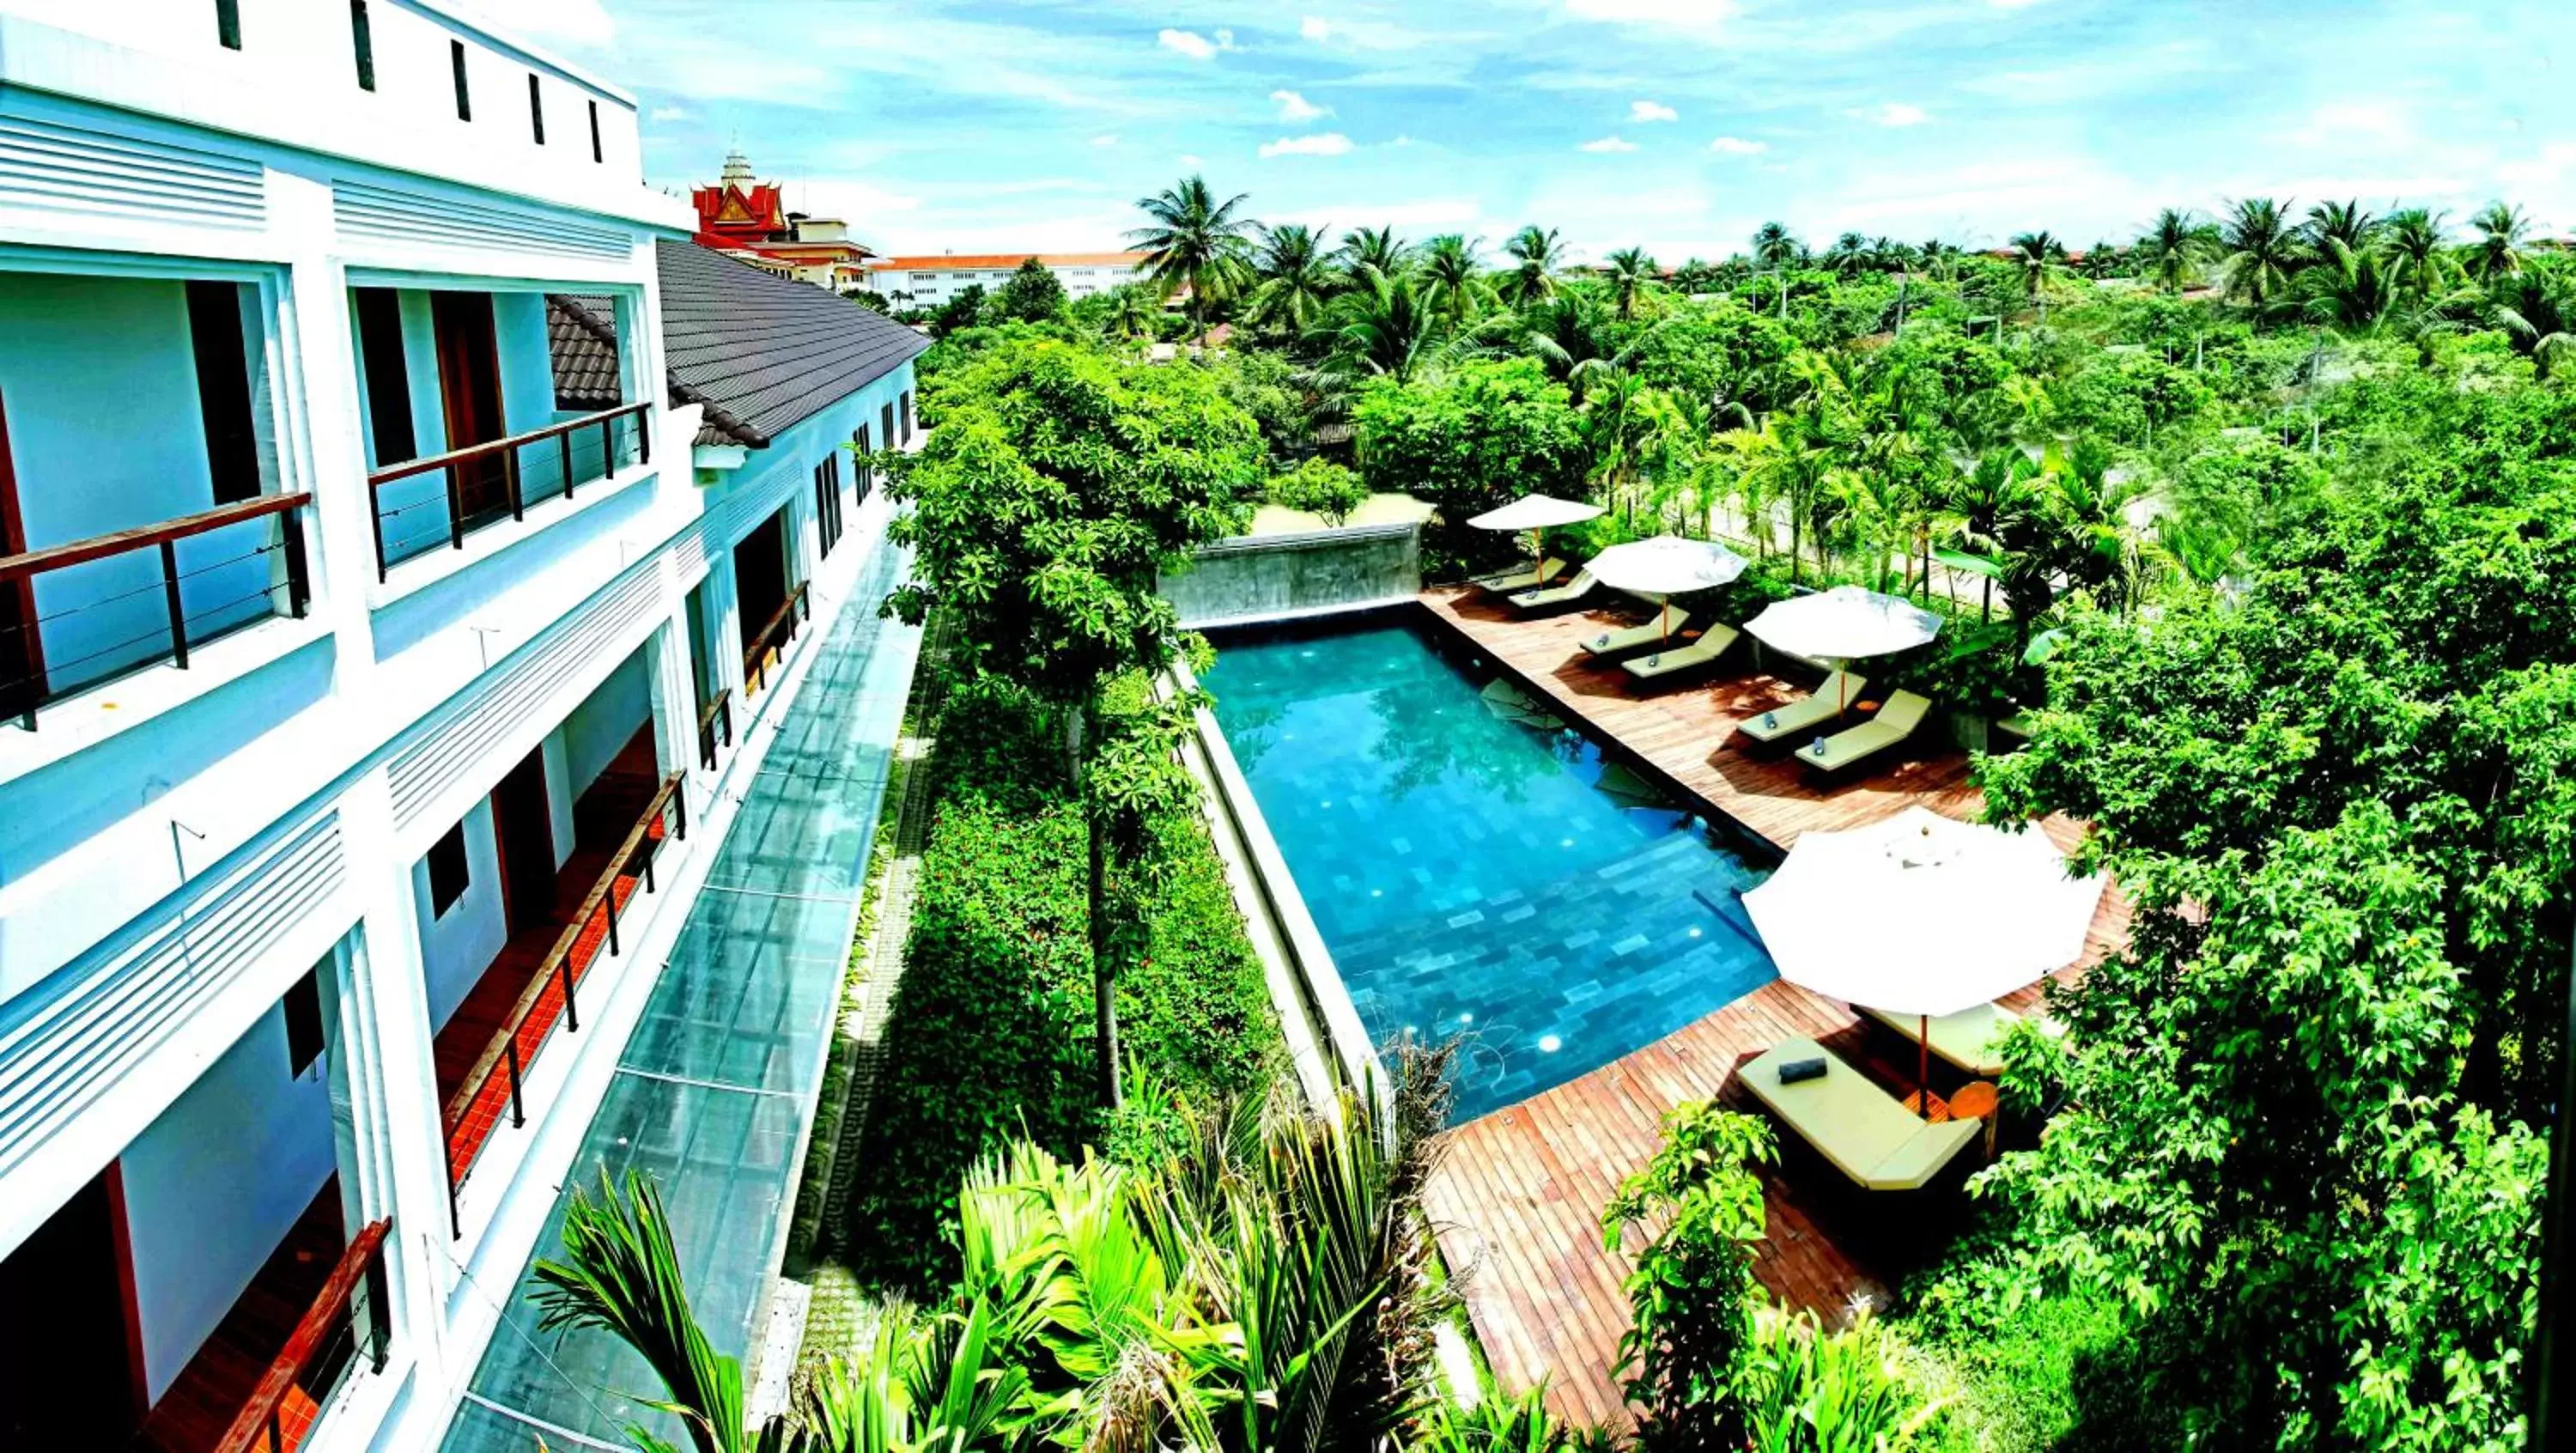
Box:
546, 295, 624, 411
656, 239, 928, 448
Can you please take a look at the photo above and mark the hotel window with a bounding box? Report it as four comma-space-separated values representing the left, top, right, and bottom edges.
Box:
349, 0, 375, 89
452, 40, 472, 121
185, 282, 263, 506
216, 0, 240, 48
283, 965, 327, 1079
529, 74, 546, 144
813, 455, 844, 556
901, 391, 915, 444
853, 425, 873, 504
427, 822, 471, 916
880, 401, 896, 453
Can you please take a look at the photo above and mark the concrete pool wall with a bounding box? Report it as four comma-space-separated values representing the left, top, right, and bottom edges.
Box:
1163, 521, 1423, 629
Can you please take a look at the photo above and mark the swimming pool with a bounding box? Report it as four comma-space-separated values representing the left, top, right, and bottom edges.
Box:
1200, 609, 1780, 1121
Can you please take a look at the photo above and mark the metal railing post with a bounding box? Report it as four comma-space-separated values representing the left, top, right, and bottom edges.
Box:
281, 508, 312, 618
560, 430, 574, 502
604, 889, 621, 958
638, 402, 651, 465
503, 1040, 526, 1128
370, 495, 390, 583
445, 465, 466, 550
504, 447, 524, 522
560, 951, 580, 1033
361, 1246, 392, 1373
159, 539, 190, 669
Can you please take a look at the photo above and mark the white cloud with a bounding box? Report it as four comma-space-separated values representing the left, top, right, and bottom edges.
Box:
1852, 101, 1930, 127
1581, 135, 1639, 153
1709, 135, 1767, 155
1630, 100, 1680, 124
1261, 132, 1355, 158
1179, 154, 1206, 167
648, 105, 693, 124
2294, 100, 2411, 148
1273, 89, 1330, 123
1159, 27, 1234, 60
507, 0, 616, 46
1990, 0, 2049, 9
1563, 0, 1737, 31
1301, 15, 1332, 40
1092, 134, 1120, 147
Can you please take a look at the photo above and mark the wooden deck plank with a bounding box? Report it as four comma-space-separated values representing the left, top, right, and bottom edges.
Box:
1413, 587, 2128, 1429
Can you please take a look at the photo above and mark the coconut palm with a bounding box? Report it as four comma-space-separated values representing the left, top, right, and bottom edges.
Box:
2494, 269, 2576, 380
1315, 265, 1439, 382
2218, 196, 2305, 313
1515, 290, 1626, 399
2303, 237, 2402, 333
2468, 200, 2530, 282
1102, 282, 1159, 341
1337, 224, 1413, 278
2008, 230, 2068, 319
1751, 221, 1802, 270
2138, 207, 2213, 293
1499, 224, 1564, 308
1938, 449, 2043, 621
1916, 238, 1963, 282
1416, 234, 1487, 331
2303, 198, 2379, 254
2380, 208, 2454, 299
1603, 246, 1659, 319
1246, 222, 1340, 335
1722, 398, 1846, 583
1129, 173, 1260, 348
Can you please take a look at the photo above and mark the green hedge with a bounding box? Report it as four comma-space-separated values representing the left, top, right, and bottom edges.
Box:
838, 675, 1280, 1293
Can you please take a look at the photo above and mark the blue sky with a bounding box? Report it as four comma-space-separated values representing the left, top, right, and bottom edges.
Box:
507, 0, 2576, 264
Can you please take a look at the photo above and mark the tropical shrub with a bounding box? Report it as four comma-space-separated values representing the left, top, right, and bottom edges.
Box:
1600, 1100, 1776, 1448
1351, 357, 1589, 574
1268, 458, 1369, 526
1732, 1307, 1950, 1452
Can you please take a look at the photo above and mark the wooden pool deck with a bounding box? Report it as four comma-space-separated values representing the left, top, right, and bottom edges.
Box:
1413, 586, 2129, 1430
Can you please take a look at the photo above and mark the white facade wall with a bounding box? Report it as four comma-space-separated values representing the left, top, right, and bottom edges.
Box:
0, 4, 917, 1450
876, 257, 1143, 307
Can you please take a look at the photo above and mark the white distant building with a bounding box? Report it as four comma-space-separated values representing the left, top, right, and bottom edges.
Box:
866, 251, 1151, 308
0, 2, 923, 1449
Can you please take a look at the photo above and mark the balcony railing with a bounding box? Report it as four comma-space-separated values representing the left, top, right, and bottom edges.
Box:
0, 493, 313, 731
212, 1218, 392, 1453
696, 686, 732, 772
440, 771, 687, 1233
367, 400, 651, 580
741, 582, 811, 698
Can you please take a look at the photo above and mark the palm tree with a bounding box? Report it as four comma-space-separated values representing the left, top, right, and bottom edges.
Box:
2468, 200, 2530, 283
2138, 207, 2212, 293
1515, 290, 1625, 398
2381, 207, 2453, 299
1316, 266, 1438, 382
1751, 221, 1803, 271
1937, 449, 2042, 620
1723, 398, 1846, 583
1337, 224, 1413, 277
1499, 225, 1564, 308
2218, 196, 2305, 314
1603, 246, 1658, 319
2304, 237, 2401, 333
1246, 222, 1340, 335
2303, 198, 2379, 254
2008, 229, 2067, 319
1916, 238, 1962, 282
1102, 282, 1159, 341
2494, 269, 2576, 380
1129, 173, 1259, 348
1416, 234, 1487, 331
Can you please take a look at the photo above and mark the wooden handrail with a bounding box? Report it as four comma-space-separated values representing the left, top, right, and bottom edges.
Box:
696, 686, 732, 744
366, 400, 651, 489
440, 771, 688, 1133
212, 1218, 392, 1453
740, 581, 811, 685
0, 492, 310, 582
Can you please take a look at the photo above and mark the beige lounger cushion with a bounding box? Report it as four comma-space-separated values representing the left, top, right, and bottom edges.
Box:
1735, 670, 1868, 745
1625, 623, 1741, 680
1740, 1037, 1981, 1191
1801, 690, 1933, 774
1862, 1002, 2020, 1078
1479, 557, 1567, 592
1580, 611, 1695, 657
1510, 569, 1598, 611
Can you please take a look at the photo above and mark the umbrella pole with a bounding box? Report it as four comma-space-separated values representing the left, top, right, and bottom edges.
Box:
1918, 1014, 1932, 1120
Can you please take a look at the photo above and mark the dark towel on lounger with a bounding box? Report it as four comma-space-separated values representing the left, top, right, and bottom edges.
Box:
1777, 1056, 1828, 1085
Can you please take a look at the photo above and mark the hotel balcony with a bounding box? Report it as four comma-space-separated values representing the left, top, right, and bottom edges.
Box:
0, 267, 317, 737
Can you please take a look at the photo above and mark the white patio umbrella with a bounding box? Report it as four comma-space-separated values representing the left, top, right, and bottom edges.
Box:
1582, 534, 1750, 645
1743, 585, 1944, 711
1467, 493, 1604, 581
1743, 806, 2106, 1116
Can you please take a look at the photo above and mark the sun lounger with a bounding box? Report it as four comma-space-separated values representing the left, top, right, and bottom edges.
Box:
1862, 1002, 2020, 1078
1510, 569, 1598, 611
1579, 611, 1695, 658
1800, 690, 1933, 775
1476, 557, 1568, 593
1740, 1037, 1983, 1191
1624, 623, 1741, 681
1735, 670, 1868, 745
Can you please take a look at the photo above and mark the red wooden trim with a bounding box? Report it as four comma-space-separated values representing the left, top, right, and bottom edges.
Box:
210, 1219, 391, 1453
0, 380, 41, 693
103, 1162, 151, 1420
0, 491, 311, 583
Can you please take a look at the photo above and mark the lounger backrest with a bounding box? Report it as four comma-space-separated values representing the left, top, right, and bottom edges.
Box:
1876, 690, 1933, 732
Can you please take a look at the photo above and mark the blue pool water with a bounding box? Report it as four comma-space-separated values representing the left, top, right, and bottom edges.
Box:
1200, 611, 1780, 1121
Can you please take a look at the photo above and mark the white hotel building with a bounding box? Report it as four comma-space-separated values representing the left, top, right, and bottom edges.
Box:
866, 250, 1149, 310
0, 3, 923, 1449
